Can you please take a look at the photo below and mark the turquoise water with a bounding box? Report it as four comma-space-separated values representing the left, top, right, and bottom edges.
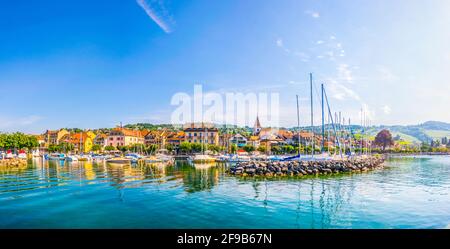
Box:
0, 156, 449, 228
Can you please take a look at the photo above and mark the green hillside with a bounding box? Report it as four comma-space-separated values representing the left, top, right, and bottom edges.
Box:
423, 130, 450, 139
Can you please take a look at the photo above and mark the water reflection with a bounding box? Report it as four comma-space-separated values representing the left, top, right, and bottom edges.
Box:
0, 156, 449, 228
180, 162, 220, 193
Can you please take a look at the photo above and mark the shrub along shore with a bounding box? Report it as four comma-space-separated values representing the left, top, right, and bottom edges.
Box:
227, 155, 385, 177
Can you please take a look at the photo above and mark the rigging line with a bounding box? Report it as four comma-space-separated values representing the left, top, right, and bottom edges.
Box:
323, 87, 342, 157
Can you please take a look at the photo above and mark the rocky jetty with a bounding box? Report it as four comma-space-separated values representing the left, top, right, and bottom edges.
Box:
0, 158, 28, 168
227, 156, 385, 177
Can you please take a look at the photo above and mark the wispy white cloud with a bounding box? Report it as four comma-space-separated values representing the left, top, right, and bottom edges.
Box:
382, 105, 392, 115
328, 78, 360, 101
337, 64, 353, 83
137, 0, 174, 33
305, 10, 320, 18
276, 38, 283, 47
275, 38, 290, 53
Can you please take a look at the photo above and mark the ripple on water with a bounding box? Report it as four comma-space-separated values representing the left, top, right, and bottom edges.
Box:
0, 157, 449, 228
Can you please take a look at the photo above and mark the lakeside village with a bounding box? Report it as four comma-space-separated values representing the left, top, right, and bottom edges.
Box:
1, 116, 448, 174
1, 76, 449, 175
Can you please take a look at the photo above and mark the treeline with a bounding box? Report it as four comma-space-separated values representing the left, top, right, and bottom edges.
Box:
124, 123, 176, 131
0, 133, 39, 150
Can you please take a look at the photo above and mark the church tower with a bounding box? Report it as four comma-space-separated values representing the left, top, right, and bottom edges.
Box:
253, 116, 262, 135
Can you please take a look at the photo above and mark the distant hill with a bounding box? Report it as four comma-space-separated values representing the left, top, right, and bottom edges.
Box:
366, 121, 450, 144
419, 121, 450, 131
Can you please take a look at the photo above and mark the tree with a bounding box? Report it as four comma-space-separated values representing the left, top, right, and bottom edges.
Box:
91, 144, 102, 152
208, 144, 221, 153
191, 142, 204, 153
179, 142, 192, 154
48, 144, 60, 153
117, 145, 128, 153
104, 145, 116, 151
271, 145, 282, 155
145, 144, 158, 154
230, 144, 237, 154
257, 145, 266, 153
374, 129, 394, 151
0, 133, 38, 150
282, 145, 295, 154
165, 144, 174, 153
58, 142, 74, 152
242, 144, 255, 153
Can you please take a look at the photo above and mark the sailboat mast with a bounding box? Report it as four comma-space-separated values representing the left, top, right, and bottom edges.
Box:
360, 108, 363, 155
339, 112, 345, 155
296, 94, 301, 160
321, 84, 325, 153
348, 118, 353, 155
310, 73, 314, 158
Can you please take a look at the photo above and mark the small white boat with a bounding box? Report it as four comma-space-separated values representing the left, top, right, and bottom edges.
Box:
125, 153, 144, 163
18, 153, 27, 159
92, 155, 107, 162
46, 153, 65, 161
65, 155, 79, 161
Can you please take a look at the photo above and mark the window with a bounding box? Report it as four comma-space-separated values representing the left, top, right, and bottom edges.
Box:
194, 133, 197, 136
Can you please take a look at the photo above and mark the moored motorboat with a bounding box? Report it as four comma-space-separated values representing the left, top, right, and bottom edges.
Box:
46, 153, 66, 161
92, 154, 107, 162
65, 155, 79, 161
125, 153, 144, 163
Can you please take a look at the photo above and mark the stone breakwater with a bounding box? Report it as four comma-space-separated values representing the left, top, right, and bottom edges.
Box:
0, 158, 28, 168
227, 156, 385, 177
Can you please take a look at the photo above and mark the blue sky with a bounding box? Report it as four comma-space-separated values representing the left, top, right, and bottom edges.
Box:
1, 0, 449, 133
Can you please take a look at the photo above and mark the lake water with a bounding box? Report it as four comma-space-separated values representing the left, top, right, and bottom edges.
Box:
0, 156, 449, 228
